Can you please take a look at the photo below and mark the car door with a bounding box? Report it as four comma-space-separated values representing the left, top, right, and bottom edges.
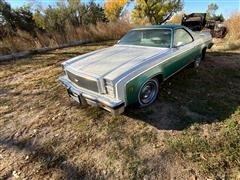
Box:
163, 28, 197, 78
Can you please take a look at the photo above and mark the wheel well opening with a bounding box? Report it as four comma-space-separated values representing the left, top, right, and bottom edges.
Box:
154, 74, 163, 84
202, 47, 207, 59
202, 47, 207, 52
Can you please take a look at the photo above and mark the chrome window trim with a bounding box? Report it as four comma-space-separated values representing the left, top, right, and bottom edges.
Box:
172, 27, 194, 48
119, 28, 173, 49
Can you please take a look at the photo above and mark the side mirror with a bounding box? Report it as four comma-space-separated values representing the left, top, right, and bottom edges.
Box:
176, 42, 184, 47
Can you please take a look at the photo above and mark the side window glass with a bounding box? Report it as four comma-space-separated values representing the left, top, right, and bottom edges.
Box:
173, 29, 193, 47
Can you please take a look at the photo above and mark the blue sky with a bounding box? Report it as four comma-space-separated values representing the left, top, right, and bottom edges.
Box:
6, 0, 240, 18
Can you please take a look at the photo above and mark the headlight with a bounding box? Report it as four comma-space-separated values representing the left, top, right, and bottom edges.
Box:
105, 79, 115, 98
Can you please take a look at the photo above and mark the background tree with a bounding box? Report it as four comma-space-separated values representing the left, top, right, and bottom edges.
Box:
65, 0, 85, 27
0, 0, 15, 30
104, 0, 129, 22
0, 0, 132, 54
83, 1, 106, 25
32, 9, 45, 29
206, 3, 218, 18
0, 0, 37, 36
132, 0, 183, 25
170, 12, 185, 24
14, 6, 37, 33
32, 0, 106, 30
206, 3, 224, 22
213, 13, 224, 22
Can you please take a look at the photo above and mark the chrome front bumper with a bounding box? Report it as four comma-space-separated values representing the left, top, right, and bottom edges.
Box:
59, 76, 125, 115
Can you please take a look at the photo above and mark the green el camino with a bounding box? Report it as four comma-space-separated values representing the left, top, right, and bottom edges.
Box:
59, 25, 213, 114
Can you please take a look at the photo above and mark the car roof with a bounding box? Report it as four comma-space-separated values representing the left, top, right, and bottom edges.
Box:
133, 25, 185, 30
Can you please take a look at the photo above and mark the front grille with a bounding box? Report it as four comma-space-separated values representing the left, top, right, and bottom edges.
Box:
66, 70, 99, 92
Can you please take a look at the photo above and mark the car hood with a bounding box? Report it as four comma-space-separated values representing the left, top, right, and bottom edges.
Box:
65, 45, 169, 80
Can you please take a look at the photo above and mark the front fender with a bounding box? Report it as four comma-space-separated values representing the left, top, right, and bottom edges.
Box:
125, 66, 163, 105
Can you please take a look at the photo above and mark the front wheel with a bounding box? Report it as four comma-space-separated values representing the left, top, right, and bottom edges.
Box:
138, 78, 159, 107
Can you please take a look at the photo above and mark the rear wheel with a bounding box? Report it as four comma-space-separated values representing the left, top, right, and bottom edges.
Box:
193, 48, 206, 68
194, 53, 202, 68
201, 48, 206, 60
138, 78, 159, 107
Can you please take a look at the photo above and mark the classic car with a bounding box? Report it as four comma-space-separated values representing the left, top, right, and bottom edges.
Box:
59, 25, 213, 114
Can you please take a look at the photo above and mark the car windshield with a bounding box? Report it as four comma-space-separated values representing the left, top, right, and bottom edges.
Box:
118, 29, 172, 48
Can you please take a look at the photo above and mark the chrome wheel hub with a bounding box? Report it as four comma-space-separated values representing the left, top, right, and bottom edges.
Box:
140, 81, 157, 104
195, 53, 202, 67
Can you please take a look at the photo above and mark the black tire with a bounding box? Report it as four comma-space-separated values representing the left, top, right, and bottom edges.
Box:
138, 78, 159, 107
193, 53, 202, 68
201, 48, 206, 60
192, 48, 206, 68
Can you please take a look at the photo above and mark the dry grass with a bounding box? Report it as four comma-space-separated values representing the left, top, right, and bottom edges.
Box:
0, 41, 177, 179
225, 12, 240, 41
0, 21, 132, 55
1, 30, 38, 54
0, 40, 240, 179
221, 12, 240, 50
